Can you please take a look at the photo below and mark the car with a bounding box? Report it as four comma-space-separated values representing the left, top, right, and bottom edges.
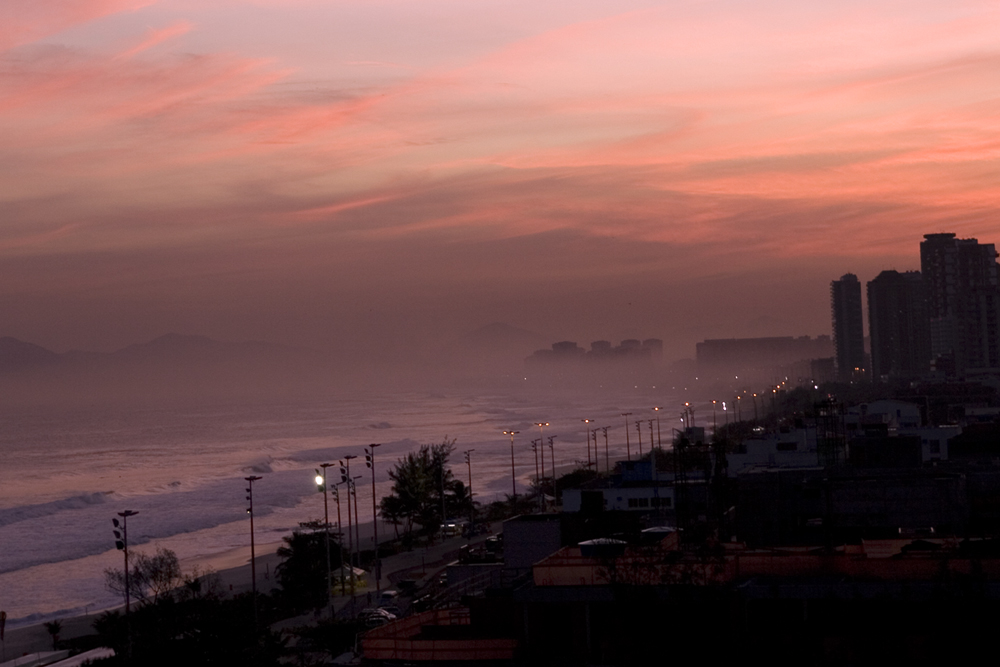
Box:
358, 607, 396, 628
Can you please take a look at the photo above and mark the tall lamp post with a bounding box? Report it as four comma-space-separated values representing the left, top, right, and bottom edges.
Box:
534, 423, 549, 507
622, 412, 633, 460
530, 439, 541, 509
463, 449, 475, 533
338, 459, 355, 595
601, 427, 610, 471
635, 421, 643, 458
581, 419, 594, 468
365, 444, 382, 594
112, 510, 138, 662
244, 475, 262, 632
315, 464, 334, 617
333, 483, 346, 595
653, 407, 663, 449
547, 436, 557, 507
503, 430, 520, 499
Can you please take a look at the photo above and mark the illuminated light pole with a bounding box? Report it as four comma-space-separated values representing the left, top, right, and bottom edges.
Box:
622, 412, 633, 460
581, 419, 594, 467
503, 430, 520, 499
244, 476, 262, 633
712, 400, 717, 432
534, 423, 549, 504
736, 395, 742, 422
653, 407, 663, 449
752, 393, 759, 425
364, 444, 382, 594
315, 463, 334, 617
463, 449, 475, 533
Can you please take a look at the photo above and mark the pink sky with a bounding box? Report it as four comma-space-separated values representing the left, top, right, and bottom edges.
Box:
2, 0, 999, 359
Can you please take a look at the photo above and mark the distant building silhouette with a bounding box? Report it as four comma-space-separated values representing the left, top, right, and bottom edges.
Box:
920, 233, 1000, 375
867, 270, 931, 382
696, 336, 833, 385
831, 273, 866, 381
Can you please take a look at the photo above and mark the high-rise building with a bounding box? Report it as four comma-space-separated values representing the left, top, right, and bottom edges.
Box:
920, 233, 1000, 375
867, 270, 930, 382
831, 273, 866, 381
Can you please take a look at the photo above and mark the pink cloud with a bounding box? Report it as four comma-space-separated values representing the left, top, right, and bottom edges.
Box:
0, 0, 152, 52
114, 20, 193, 60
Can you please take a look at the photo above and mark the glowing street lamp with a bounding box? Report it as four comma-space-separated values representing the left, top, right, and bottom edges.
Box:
652, 407, 663, 449
502, 430, 520, 498
315, 464, 334, 616
581, 419, 594, 467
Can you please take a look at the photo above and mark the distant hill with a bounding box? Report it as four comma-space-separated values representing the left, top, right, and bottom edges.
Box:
0, 333, 337, 405
0, 337, 60, 372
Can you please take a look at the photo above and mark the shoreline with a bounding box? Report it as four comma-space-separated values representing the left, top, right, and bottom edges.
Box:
2, 527, 488, 659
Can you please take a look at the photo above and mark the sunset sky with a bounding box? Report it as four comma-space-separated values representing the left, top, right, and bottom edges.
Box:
3, 0, 999, 361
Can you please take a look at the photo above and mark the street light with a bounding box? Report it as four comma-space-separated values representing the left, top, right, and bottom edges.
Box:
365, 444, 382, 594
339, 458, 355, 595
547, 436, 557, 507
315, 464, 334, 617
244, 476, 262, 632
581, 419, 594, 467
635, 420, 643, 458
652, 407, 663, 449
502, 430, 520, 499
463, 449, 475, 534
534, 423, 549, 500
530, 438, 541, 509
601, 427, 610, 471
112, 510, 138, 661
621, 413, 633, 460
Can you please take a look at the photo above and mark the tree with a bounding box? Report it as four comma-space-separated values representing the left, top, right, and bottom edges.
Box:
43, 620, 61, 650
275, 526, 343, 612
104, 547, 182, 606
379, 438, 464, 536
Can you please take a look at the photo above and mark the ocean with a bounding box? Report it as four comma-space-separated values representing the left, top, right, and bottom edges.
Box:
0, 388, 679, 627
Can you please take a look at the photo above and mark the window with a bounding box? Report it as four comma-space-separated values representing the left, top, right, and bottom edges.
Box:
638, 498, 649, 508
776, 442, 798, 451
930, 440, 941, 454
628, 498, 638, 508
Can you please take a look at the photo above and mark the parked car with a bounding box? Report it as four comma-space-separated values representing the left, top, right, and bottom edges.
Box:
358, 607, 396, 628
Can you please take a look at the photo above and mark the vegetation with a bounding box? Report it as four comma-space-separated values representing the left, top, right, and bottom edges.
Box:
275, 525, 344, 613
379, 437, 473, 537
103, 547, 182, 606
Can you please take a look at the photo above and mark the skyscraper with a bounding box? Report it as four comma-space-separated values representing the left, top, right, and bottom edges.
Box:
867, 270, 930, 382
920, 233, 1000, 375
831, 273, 866, 381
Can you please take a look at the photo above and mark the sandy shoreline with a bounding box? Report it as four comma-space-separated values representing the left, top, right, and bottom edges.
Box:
2, 529, 486, 660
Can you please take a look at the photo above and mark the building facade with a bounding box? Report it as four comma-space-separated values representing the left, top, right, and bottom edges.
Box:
920, 233, 1000, 375
831, 273, 866, 380
867, 270, 931, 382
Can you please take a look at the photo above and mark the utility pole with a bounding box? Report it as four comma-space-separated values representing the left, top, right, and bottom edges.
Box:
333, 483, 346, 595
315, 464, 334, 617
339, 459, 355, 597
463, 449, 475, 534
636, 421, 643, 458
503, 430, 520, 499
547, 436, 557, 507
581, 419, 593, 468
591, 428, 600, 472
622, 413, 633, 460
531, 439, 542, 510
535, 423, 548, 509
653, 407, 663, 449
365, 444, 381, 594
602, 427, 610, 471
244, 476, 262, 633
112, 509, 138, 662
